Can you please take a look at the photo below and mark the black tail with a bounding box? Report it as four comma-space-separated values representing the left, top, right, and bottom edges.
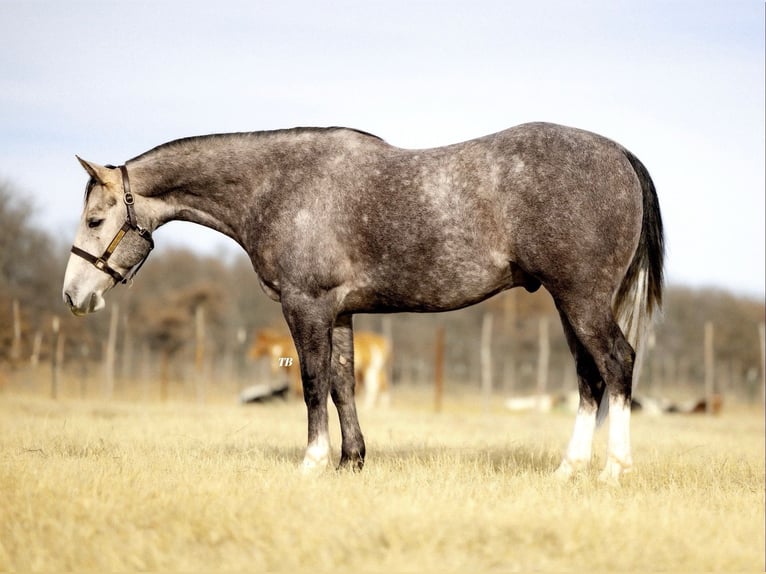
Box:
617, 149, 665, 318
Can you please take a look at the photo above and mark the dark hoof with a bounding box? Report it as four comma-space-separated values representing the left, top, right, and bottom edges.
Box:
338, 452, 365, 472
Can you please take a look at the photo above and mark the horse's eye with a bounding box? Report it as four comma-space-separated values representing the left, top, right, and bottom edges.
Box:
87, 218, 104, 229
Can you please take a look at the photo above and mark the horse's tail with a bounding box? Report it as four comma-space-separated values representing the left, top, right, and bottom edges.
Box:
597, 148, 665, 425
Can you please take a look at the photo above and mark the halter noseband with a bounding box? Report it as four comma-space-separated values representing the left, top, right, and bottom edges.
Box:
70, 165, 154, 285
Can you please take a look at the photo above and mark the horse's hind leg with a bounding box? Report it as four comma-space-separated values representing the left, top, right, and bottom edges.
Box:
330, 314, 366, 470
556, 298, 636, 483
554, 310, 605, 480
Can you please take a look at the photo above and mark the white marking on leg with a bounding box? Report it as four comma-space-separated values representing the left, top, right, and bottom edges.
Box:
301, 432, 330, 473
555, 406, 596, 480
599, 395, 633, 484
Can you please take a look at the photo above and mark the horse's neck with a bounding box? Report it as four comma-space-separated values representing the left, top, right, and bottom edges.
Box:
128, 140, 263, 245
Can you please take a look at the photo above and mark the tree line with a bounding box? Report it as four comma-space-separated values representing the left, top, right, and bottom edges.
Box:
1, 180, 764, 401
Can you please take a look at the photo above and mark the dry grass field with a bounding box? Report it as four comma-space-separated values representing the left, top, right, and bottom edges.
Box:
0, 385, 763, 572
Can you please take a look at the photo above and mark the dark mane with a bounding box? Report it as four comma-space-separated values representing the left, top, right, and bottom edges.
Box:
128, 127, 383, 163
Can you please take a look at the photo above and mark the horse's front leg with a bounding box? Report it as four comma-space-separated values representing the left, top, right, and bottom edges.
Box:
330, 314, 365, 470
281, 293, 335, 472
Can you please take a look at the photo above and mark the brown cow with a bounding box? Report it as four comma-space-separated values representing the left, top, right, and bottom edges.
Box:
249, 329, 390, 409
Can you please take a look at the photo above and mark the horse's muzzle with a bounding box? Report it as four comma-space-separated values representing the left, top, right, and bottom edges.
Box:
63, 289, 105, 316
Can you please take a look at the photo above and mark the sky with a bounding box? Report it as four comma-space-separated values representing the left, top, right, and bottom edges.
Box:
1, 0, 764, 297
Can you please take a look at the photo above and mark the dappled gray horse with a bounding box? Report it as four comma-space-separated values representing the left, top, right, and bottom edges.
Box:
63, 123, 663, 483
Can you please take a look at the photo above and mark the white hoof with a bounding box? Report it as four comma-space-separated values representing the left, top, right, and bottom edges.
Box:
300, 436, 330, 474
553, 457, 588, 481
554, 459, 575, 481
300, 455, 329, 475
598, 455, 633, 485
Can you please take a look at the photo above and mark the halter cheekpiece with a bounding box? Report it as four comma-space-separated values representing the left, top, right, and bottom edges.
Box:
70, 165, 154, 284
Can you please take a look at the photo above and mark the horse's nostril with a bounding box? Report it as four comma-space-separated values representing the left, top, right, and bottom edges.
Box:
64, 292, 74, 308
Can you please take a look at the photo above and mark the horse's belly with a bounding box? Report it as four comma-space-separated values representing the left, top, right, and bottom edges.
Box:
343, 254, 524, 313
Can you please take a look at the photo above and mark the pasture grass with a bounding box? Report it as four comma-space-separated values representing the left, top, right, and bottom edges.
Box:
0, 386, 763, 572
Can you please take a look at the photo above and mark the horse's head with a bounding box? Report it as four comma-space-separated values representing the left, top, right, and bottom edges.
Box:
62, 157, 154, 316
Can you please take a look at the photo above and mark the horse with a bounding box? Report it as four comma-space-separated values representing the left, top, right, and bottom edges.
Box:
249, 328, 390, 409
62, 122, 664, 483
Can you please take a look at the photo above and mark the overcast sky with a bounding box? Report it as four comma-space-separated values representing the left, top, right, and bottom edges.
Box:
1, 1, 763, 297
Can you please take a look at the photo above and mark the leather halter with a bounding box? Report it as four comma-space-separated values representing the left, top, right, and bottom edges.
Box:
70, 165, 154, 284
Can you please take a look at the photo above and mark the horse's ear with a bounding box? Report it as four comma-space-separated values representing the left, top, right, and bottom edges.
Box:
76, 156, 118, 187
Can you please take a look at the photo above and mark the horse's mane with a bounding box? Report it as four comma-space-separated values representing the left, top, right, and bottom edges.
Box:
128, 127, 383, 164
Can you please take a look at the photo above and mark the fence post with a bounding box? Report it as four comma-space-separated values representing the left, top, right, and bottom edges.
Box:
51, 316, 60, 399
120, 314, 133, 384
481, 312, 493, 413
434, 325, 445, 413
31, 331, 42, 368
195, 304, 206, 404
704, 321, 714, 415
536, 316, 550, 410
104, 303, 119, 400
502, 290, 517, 393
382, 315, 394, 387
759, 322, 765, 407
141, 342, 151, 401
236, 327, 247, 392
80, 343, 89, 399
11, 299, 22, 364
645, 328, 656, 390
160, 350, 169, 402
